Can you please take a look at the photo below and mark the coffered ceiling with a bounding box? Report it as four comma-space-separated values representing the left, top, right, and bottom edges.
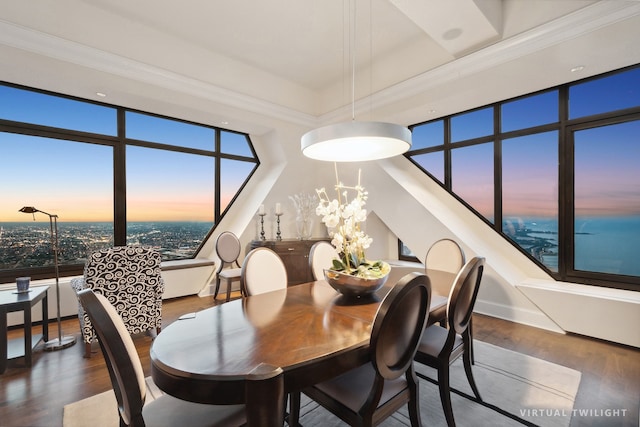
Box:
1, 0, 639, 134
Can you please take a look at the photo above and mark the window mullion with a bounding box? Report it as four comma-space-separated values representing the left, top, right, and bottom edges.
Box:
114, 108, 127, 246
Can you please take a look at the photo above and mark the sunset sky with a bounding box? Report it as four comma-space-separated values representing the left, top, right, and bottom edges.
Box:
1, 70, 639, 224
0, 132, 253, 222
0, 92, 256, 223
408, 71, 640, 219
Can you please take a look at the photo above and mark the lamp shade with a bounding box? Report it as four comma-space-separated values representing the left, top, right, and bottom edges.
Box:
301, 121, 412, 162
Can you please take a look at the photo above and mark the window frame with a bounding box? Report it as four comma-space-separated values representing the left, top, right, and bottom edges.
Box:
562, 112, 640, 286
404, 64, 640, 291
0, 82, 259, 284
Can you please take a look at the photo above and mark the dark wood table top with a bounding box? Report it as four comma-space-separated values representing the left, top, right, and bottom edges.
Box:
150, 270, 453, 405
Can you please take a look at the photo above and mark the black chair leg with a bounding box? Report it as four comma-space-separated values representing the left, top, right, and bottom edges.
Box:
437, 366, 456, 427
469, 317, 475, 364
225, 278, 232, 302
407, 369, 423, 427
213, 275, 221, 299
463, 350, 482, 401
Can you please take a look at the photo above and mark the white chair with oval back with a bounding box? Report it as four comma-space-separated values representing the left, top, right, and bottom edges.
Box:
425, 238, 466, 275
214, 231, 242, 302
425, 238, 478, 365
241, 248, 288, 296
425, 238, 466, 323
309, 241, 339, 281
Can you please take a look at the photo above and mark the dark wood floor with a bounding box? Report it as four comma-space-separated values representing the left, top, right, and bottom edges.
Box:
1, 292, 638, 427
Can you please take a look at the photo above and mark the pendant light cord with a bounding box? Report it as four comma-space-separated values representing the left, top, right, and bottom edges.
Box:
351, 0, 356, 122
300, 0, 411, 162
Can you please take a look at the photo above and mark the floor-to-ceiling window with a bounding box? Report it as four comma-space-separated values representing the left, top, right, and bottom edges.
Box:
0, 83, 258, 283
404, 64, 640, 290
570, 120, 640, 279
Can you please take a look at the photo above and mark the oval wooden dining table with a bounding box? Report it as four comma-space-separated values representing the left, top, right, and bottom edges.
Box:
150, 270, 453, 426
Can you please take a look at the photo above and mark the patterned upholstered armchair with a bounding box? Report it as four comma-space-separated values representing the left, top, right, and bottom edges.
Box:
70, 246, 165, 358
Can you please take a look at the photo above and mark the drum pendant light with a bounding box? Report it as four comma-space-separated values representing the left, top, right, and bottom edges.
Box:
301, 0, 411, 162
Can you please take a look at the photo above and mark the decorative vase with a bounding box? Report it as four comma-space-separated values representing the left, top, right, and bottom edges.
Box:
295, 215, 313, 240
323, 264, 390, 298
290, 192, 317, 240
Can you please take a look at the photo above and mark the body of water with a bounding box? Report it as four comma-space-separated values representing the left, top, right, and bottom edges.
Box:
504, 216, 640, 277
574, 216, 640, 277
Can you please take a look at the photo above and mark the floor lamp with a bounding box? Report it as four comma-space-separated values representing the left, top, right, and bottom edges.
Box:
19, 206, 77, 351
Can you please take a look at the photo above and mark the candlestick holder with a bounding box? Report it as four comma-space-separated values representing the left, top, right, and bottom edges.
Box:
275, 213, 283, 241
259, 213, 266, 240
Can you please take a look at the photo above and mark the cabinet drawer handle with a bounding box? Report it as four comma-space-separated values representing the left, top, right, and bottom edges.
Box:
287, 247, 295, 251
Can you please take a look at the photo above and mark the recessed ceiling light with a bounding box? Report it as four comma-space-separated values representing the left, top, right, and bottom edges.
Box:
96, 92, 107, 97
221, 121, 229, 125
570, 65, 585, 73
442, 28, 462, 41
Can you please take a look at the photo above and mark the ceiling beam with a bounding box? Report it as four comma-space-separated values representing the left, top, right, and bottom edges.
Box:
389, 0, 502, 56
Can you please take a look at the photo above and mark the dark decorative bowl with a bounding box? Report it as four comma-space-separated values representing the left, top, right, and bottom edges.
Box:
323, 264, 390, 298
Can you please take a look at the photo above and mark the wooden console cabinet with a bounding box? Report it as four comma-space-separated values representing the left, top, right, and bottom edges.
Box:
248, 238, 330, 286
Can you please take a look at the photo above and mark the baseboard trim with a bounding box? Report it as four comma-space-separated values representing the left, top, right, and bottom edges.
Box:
474, 298, 565, 334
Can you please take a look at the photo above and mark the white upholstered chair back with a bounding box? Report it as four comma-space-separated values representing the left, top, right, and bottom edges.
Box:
241, 248, 288, 296
216, 231, 241, 265
309, 241, 338, 281
213, 231, 243, 301
425, 238, 465, 274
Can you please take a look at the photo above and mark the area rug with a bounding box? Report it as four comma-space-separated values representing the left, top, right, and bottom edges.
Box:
63, 341, 581, 427
63, 378, 164, 427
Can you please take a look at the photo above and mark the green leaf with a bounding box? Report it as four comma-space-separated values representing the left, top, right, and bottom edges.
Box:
348, 252, 358, 268
332, 259, 345, 271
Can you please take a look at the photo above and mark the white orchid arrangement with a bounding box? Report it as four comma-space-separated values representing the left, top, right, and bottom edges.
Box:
315, 168, 387, 279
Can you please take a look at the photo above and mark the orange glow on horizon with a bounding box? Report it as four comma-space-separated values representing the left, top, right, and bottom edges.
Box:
3, 192, 237, 222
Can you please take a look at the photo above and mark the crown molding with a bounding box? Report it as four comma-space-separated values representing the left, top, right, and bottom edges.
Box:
1, 0, 639, 129
0, 19, 318, 129
323, 0, 640, 124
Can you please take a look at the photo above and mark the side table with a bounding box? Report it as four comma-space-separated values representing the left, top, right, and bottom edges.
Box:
0, 286, 49, 373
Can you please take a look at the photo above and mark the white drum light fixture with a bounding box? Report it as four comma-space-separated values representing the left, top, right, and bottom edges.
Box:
302, 121, 411, 162
301, 0, 411, 162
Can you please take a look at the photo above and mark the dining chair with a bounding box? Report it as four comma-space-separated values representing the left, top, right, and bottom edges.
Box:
70, 245, 164, 358
425, 238, 466, 275
308, 240, 338, 281
213, 231, 243, 302
292, 272, 432, 427
241, 247, 288, 296
425, 239, 467, 345
414, 256, 485, 427
76, 288, 285, 427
